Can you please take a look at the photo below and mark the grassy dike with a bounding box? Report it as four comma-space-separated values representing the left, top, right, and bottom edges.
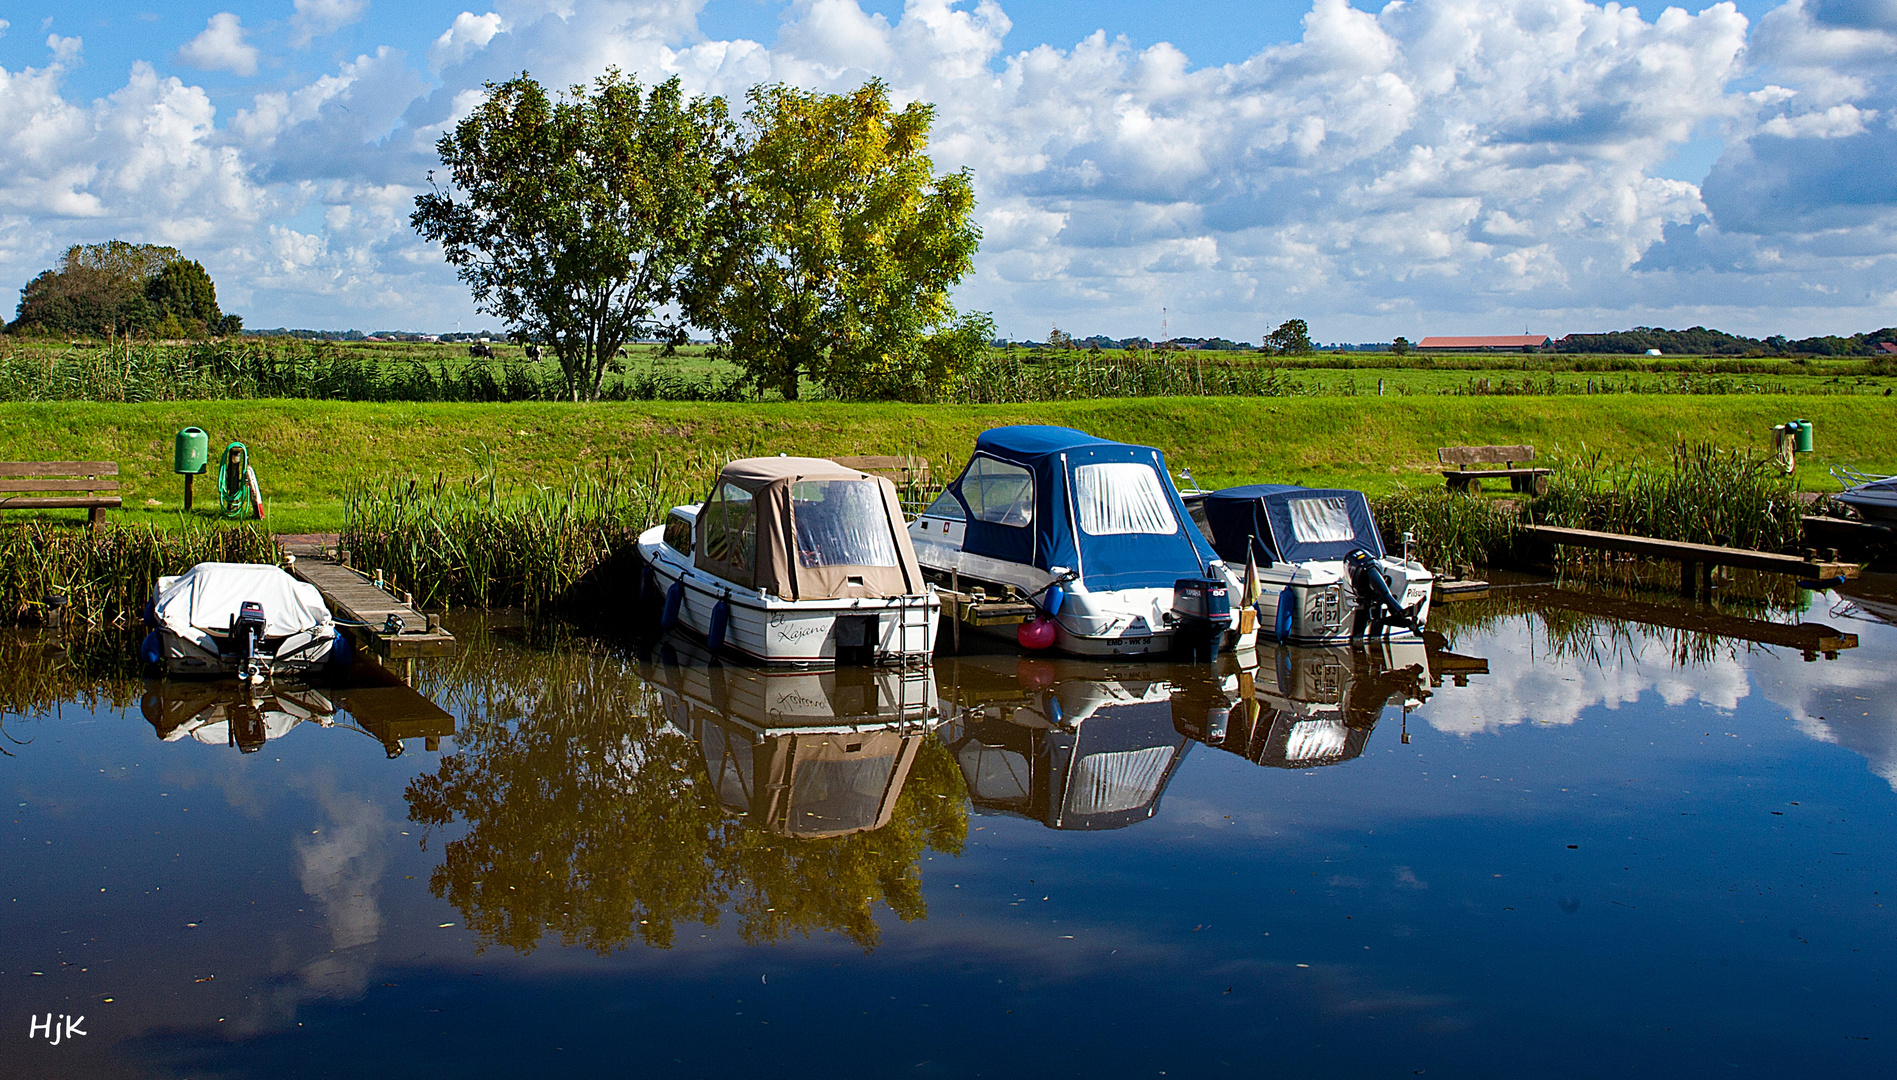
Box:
2, 395, 1893, 533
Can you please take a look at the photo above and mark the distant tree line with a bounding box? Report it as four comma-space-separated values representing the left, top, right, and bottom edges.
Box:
1556, 326, 1897, 356
7, 241, 240, 339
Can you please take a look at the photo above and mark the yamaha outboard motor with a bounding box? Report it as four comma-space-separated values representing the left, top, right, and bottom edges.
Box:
231, 600, 269, 684
1170, 577, 1231, 661
1344, 549, 1418, 634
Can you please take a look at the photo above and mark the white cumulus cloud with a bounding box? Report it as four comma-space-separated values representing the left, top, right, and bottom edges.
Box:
292, 0, 372, 49
429, 11, 506, 72
178, 13, 260, 76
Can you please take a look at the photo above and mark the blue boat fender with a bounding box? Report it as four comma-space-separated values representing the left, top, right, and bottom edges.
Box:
707, 598, 730, 651
327, 628, 354, 672
1275, 588, 1296, 641
1041, 583, 1065, 617
139, 631, 163, 667
140, 598, 157, 628
660, 581, 684, 632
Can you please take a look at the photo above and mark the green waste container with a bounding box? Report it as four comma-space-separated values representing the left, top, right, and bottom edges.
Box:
1791, 419, 1814, 454
174, 427, 209, 474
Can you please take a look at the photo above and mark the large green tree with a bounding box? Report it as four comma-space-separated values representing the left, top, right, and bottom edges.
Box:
687, 79, 986, 401
412, 71, 733, 401
144, 259, 223, 332
12, 241, 184, 338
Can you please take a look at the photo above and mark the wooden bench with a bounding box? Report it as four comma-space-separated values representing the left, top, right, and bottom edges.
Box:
0, 461, 121, 531
1439, 445, 1551, 495
832, 456, 931, 487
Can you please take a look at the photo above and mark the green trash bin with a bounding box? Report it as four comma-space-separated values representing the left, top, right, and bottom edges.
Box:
1791, 419, 1814, 453
174, 427, 208, 474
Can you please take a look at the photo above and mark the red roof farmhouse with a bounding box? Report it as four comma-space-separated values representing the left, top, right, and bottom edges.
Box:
1417, 335, 1553, 351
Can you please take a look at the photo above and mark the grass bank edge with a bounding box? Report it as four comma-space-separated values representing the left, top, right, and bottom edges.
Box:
2, 395, 1892, 533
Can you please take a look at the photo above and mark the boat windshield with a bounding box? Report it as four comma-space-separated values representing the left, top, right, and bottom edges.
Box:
1286, 496, 1356, 545
792, 479, 900, 568
961, 456, 1034, 526
1074, 462, 1178, 536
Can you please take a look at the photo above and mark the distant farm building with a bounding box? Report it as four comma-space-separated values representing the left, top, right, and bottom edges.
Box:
1417, 335, 1552, 352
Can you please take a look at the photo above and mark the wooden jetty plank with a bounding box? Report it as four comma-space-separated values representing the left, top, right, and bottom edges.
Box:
1519, 525, 1860, 580
289, 558, 455, 658
1433, 578, 1491, 602
1514, 584, 1858, 657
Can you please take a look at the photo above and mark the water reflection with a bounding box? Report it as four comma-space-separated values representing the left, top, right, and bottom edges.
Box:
405, 630, 965, 952
1185, 642, 1432, 770
939, 656, 1196, 830
649, 637, 938, 839
136, 662, 457, 758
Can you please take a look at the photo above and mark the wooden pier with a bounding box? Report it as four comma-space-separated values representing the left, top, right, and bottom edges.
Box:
278, 539, 454, 659
1519, 525, 1861, 597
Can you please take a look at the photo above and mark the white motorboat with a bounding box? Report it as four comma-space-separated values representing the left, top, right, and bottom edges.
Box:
140, 562, 347, 681
141, 682, 338, 753
1177, 640, 1431, 769
637, 457, 941, 666
908, 425, 1245, 658
1187, 484, 1433, 643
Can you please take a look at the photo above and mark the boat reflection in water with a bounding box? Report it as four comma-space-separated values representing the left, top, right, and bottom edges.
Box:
139, 659, 457, 758
647, 636, 940, 838
1175, 641, 1432, 770
938, 656, 1195, 830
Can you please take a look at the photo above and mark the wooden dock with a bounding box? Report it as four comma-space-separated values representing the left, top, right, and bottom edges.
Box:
1514, 585, 1857, 659
1519, 525, 1860, 597
284, 554, 455, 659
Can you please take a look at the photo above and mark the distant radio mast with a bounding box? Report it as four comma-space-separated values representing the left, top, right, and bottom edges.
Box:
1161, 307, 1168, 343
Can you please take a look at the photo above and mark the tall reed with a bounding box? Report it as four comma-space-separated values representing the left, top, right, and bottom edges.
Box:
341, 449, 734, 615
1371, 487, 1523, 570
943, 349, 1303, 403
1532, 442, 1803, 551
0, 522, 279, 626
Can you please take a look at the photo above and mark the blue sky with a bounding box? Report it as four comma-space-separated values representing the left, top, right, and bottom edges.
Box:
2, 0, 1894, 340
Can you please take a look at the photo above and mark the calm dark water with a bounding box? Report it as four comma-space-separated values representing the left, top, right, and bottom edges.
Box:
4, 578, 1895, 1079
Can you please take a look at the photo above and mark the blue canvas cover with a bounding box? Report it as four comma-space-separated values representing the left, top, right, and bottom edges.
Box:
947, 425, 1217, 591
1202, 484, 1384, 564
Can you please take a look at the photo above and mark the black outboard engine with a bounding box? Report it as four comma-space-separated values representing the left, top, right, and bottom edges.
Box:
1344, 549, 1418, 634
1171, 577, 1231, 661
231, 600, 269, 684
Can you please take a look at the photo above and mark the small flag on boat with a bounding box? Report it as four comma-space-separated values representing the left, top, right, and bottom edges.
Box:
1243, 548, 1261, 607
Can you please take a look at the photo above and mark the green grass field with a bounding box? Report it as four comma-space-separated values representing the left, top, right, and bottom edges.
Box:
3, 395, 1892, 533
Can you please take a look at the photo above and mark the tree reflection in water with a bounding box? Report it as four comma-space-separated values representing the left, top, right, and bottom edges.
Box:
405, 624, 966, 953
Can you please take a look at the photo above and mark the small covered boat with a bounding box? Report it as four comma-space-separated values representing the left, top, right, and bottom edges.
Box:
638, 457, 941, 666
1187, 485, 1433, 643
1173, 641, 1430, 770
141, 562, 346, 681
909, 426, 1241, 657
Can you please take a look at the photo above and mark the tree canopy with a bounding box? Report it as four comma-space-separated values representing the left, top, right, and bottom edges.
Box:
10, 241, 234, 338
1262, 318, 1314, 356
686, 79, 988, 401
412, 71, 732, 401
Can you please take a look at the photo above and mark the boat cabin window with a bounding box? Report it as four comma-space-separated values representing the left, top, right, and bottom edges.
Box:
921, 488, 965, 520
702, 482, 758, 581
663, 511, 693, 555
790, 479, 900, 569
1073, 462, 1179, 536
960, 456, 1034, 527
1286, 496, 1355, 545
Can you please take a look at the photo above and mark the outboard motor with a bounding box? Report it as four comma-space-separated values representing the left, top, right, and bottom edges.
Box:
1344, 549, 1419, 633
1171, 576, 1231, 661
231, 600, 269, 684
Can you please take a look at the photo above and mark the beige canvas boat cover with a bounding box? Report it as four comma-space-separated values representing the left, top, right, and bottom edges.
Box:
694, 456, 926, 601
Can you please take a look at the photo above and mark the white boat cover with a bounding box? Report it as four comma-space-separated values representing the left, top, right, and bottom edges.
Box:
154, 562, 334, 638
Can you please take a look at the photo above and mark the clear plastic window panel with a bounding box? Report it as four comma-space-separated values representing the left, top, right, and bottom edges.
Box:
791, 480, 900, 568
961, 457, 1034, 526
1065, 745, 1173, 815
663, 513, 692, 555
1287, 496, 1356, 545
922, 488, 966, 520
705, 482, 757, 570
1073, 462, 1179, 536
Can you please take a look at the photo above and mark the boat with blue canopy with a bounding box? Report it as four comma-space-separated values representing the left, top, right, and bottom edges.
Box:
1186, 484, 1434, 644
909, 425, 1245, 657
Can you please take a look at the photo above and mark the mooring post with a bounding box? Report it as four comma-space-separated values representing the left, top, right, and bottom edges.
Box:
1699, 562, 1713, 594
1680, 560, 1698, 597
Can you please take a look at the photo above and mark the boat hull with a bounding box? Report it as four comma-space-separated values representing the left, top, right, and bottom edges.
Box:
152, 626, 338, 678
639, 529, 940, 667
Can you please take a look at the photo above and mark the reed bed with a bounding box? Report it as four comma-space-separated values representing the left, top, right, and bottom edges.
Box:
0, 628, 145, 752
342, 450, 734, 615
942, 350, 1303, 403
1533, 442, 1804, 552
1372, 487, 1523, 570
0, 522, 278, 627
0, 339, 745, 403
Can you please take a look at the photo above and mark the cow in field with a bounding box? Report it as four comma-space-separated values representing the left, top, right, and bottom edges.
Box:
468, 343, 494, 359
525, 344, 543, 361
